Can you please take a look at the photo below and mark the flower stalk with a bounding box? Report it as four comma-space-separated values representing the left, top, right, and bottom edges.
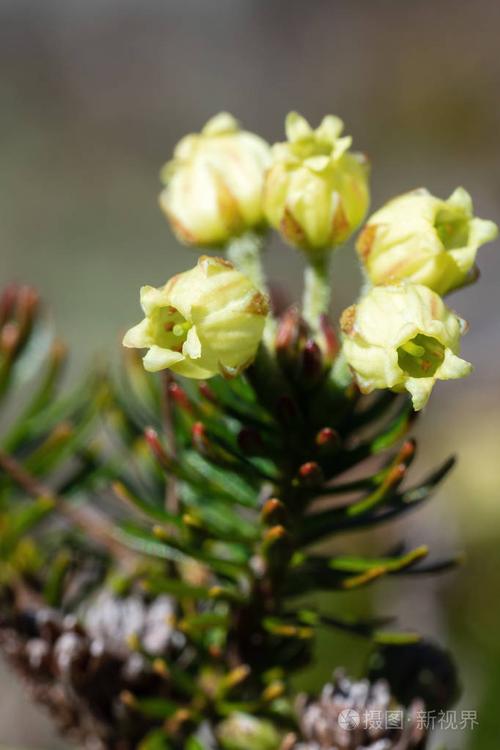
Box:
226, 230, 269, 295
302, 252, 331, 329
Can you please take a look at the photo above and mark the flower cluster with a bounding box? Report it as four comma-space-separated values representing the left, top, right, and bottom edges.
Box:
2, 110, 495, 750
342, 186, 497, 409
124, 111, 497, 410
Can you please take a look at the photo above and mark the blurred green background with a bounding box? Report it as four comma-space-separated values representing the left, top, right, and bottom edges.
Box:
1, 1, 499, 747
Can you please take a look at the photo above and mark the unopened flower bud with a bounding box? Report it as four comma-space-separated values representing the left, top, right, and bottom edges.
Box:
159, 113, 271, 247
217, 712, 281, 750
357, 187, 498, 295
123, 256, 268, 379
340, 284, 472, 410
264, 112, 370, 252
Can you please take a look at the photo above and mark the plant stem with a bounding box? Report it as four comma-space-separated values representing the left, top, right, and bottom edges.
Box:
161, 371, 179, 514
227, 230, 277, 347
302, 252, 332, 330
226, 231, 268, 295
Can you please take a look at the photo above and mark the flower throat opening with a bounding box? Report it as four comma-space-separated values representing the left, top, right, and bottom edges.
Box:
434, 208, 470, 251
397, 334, 445, 378
155, 306, 192, 352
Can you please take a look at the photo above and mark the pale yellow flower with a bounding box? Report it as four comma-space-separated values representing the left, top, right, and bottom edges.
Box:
341, 283, 472, 410
264, 112, 370, 252
123, 256, 268, 378
159, 113, 271, 247
357, 187, 498, 295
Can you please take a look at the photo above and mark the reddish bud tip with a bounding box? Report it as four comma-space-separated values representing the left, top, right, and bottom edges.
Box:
192, 421, 206, 440
120, 690, 136, 708
0, 321, 20, 353
315, 427, 339, 448
144, 426, 159, 445
144, 427, 171, 465
400, 438, 417, 462
198, 382, 217, 403
168, 381, 192, 411
264, 524, 287, 543
0, 284, 19, 325
316, 427, 339, 447
299, 461, 320, 477
192, 421, 210, 454
261, 497, 287, 526
298, 461, 324, 486
318, 314, 339, 363
275, 306, 303, 352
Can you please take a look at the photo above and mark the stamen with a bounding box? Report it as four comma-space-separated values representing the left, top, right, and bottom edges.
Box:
400, 341, 425, 358
173, 322, 190, 337
397, 334, 445, 379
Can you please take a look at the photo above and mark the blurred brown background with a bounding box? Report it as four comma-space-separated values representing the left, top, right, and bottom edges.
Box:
1, 1, 499, 747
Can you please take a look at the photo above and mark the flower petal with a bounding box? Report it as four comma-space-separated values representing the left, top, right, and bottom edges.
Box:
285, 112, 313, 142
143, 346, 185, 373
304, 155, 331, 173
316, 114, 344, 144
182, 326, 202, 359
404, 377, 435, 411
202, 112, 239, 136
170, 358, 215, 379
470, 217, 498, 246
446, 186, 472, 214
140, 285, 170, 315
123, 318, 150, 348
438, 349, 473, 380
